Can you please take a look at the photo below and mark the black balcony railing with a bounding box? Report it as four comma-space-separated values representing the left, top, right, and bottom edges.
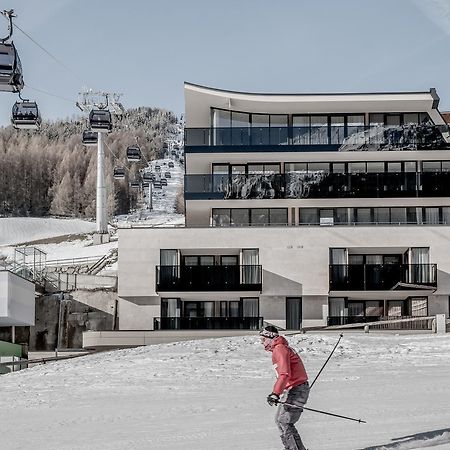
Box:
184, 172, 450, 200
153, 316, 264, 330
185, 124, 449, 150
329, 264, 437, 291
156, 265, 262, 292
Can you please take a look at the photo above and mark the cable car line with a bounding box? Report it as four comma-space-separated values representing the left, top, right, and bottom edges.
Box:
24, 83, 74, 104
0, 11, 87, 86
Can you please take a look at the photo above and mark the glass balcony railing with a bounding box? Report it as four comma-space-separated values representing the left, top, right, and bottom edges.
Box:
329, 264, 437, 291
185, 124, 449, 150
184, 172, 450, 200
153, 316, 264, 330
156, 265, 263, 291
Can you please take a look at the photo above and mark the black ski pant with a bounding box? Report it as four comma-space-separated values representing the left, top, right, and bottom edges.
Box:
275, 382, 310, 450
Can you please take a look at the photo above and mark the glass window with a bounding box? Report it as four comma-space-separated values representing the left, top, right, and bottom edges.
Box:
374, 208, 390, 224
356, 208, 371, 223
407, 207, 420, 224
348, 162, 366, 173
419, 113, 431, 124
299, 208, 318, 224
347, 115, 365, 126
404, 113, 419, 124
184, 256, 199, 266
310, 116, 328, 144
270, 115, 288, 127
293, 116, 310, 144
369, 114, 384, 126
160, 249, 178, 266
320, 209, 333, 219
386, 115, 401, 126
199, 256, 214, 266
269, 209, 288, 226
422, 161, 441, 172
231, 112, 250, 128
264, 164, 281, 174
220, 301, 228, 317
285, 163, 307, 173
442, 161, 450, 172
348, 254, 364, 264
212, 164, 229, 175
213, 109, 231, 127
335, 208, 348, 224
442, 207, 450, 224
242, 298, 259, 317
248, 164, 264, 174
308, 162, 330, 173
221, 256, 238, 266
367, 162, 385, 173
231, 165, 246, 175
293, 116, 309, 127
331, 248, 347, 265
390, 207, 407, 224
231, 209, 249, 226
251, 209, 269, 226
387, 162, 402, 172
332, 163, 346, 173
330, 116, 345, 144
424, 207, 440, 224
252, 114, 269, 127
410, 297, 428, 316
404, 161, 417, 172
212, 209, 230, 227
229, 301, 240, 317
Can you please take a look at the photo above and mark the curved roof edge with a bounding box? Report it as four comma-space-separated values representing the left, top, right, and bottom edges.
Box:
184, 81, 436, 98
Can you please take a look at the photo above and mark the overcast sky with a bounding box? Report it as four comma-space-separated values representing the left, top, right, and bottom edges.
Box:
1, 0, 449, 126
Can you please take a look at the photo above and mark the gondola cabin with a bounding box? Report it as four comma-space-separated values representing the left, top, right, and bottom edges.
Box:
113, 167, 126, 179
129, 180, 140, 189
11, 101, 41, 130
89, 109, 112, 132
126, 145, 141, 162
143, 172, 153, 181
82, 130, 98, 146
0, 42, 24, 93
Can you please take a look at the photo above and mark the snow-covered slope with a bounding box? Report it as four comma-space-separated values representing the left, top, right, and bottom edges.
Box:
0, 217, 96, 247
1, 333, 449, 450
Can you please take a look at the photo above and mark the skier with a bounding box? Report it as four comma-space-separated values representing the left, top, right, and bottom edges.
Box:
260, 325, 309, 450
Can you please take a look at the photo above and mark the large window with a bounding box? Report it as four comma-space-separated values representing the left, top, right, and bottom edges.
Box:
298, 206, 450, 225
212, 208, 288, 227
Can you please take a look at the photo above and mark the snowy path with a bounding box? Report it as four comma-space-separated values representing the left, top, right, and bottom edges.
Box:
1, 333, 450, 449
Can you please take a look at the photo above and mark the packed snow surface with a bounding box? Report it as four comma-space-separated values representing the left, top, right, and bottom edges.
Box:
1, 332, 450, 449
0, 217, 96, 246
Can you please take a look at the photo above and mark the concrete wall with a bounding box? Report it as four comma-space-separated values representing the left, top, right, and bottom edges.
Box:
0, 271, 35, 326
25, 290, 117, 351
118, 226, 450, 329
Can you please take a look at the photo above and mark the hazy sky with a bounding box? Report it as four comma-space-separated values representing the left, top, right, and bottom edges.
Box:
1, 0, 449, 126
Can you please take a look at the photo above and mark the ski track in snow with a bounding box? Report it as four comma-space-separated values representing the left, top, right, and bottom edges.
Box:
1, 333, 450, 449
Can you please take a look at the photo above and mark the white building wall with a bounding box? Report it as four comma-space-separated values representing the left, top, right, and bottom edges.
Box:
118, 226, 450, 329
0, 271, 35, 326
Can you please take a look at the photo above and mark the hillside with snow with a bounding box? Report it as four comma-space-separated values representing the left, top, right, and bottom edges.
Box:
1, 332, 449, 450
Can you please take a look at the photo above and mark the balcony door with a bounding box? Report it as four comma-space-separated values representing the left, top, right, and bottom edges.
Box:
241, 249, 259, 285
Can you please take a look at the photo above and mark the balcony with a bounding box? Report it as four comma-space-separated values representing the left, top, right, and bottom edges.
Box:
184, 172, 450, 200
329, 264, 437, 291
185, 124, 449, 152
153, 316, 264, 330
155, 265, 263, 292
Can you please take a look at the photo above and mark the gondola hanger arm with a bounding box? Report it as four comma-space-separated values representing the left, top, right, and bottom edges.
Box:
1, 9, 15, 43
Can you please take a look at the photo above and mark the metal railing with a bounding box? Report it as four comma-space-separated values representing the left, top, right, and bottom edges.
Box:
156, 265, 262, 291
184, 172, 450, 200
153, 316, 264, 330
327, 315, 435, 330
329, 264, 437, 291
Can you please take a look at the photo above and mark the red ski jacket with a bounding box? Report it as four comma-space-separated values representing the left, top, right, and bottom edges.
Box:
270, 336, 308, 395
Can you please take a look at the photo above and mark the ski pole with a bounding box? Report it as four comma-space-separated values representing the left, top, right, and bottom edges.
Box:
278, 401, 366, 424
310, 333, 343, 389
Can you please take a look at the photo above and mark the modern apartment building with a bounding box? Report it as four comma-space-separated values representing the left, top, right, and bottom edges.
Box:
117, 83, 450, 331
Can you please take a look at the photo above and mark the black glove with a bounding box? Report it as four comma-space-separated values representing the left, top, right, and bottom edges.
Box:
267, 393, 280, 406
